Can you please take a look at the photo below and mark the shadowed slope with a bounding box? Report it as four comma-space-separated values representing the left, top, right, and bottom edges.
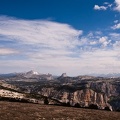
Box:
0, 101, 120, 120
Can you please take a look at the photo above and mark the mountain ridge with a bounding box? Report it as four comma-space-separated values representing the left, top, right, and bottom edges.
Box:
1, 70, 120, 78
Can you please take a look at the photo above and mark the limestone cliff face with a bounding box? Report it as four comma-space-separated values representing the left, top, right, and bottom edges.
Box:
72, 89, 108, 108
39, 87, 112, 110
90, 82, 120, 97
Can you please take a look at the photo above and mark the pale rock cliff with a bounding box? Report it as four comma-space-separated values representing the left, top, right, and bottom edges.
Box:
39, 87, 112, 111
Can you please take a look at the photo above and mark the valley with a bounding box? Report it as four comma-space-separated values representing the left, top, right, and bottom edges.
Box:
0, 71, 120, 112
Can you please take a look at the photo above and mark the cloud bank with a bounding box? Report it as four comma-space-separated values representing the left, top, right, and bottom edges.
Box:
0, 48, 18, 55
114, 0, 120, 12
0, 16, 120, 75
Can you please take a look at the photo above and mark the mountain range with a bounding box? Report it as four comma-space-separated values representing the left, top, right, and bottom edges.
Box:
0, 70, 120, 111
1, 70, 120, 78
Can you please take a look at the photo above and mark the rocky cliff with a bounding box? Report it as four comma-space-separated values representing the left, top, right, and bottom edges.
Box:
39, 87, 112, 110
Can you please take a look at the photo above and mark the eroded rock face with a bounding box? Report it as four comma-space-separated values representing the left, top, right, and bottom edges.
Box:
39, 87, 112, 110
90, 82, 120, 97
0, 89, 25, 98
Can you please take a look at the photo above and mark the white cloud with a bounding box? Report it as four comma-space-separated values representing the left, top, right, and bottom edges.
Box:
1, 48, 120, 76
104, 2, 109, 5
90, 41, 97, 45
111, 23, 120, 29
114, 0, 120, 12
108, 4, 113, 8
114, 20, 119, 23
99, 36, 110, 47
0, 48, 18, 55
87, 32, 93, 37
104, 2, 113, 7
99, 37, 107, 43
109, 33, 120, 37
113, 41, 120, 48
109, 33, 120, 44
94, 5, 107, 10
94, 2, 113, 11
0, 16, 120, 75
95, 31, 102, 35
0, 17, 83, 51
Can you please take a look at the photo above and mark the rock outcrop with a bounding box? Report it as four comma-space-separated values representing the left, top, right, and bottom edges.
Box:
60, 73, 67, 78
39, 87, 112, 111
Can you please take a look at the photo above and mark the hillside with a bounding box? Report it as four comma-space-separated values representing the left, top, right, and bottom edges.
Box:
0, 71, 120, 111
0, 101, 120, 120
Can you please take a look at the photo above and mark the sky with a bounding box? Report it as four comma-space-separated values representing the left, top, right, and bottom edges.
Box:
0, 0, 120, 76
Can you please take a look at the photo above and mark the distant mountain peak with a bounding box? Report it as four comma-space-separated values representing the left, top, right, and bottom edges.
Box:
26, 70, 39, 75
61, 73, 67, 77
90, 73, 120, 78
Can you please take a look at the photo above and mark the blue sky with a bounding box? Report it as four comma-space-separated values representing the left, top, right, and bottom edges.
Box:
0, 0, 120, 75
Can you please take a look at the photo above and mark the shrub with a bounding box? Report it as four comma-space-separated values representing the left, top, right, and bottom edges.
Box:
89, 104, 98, 109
